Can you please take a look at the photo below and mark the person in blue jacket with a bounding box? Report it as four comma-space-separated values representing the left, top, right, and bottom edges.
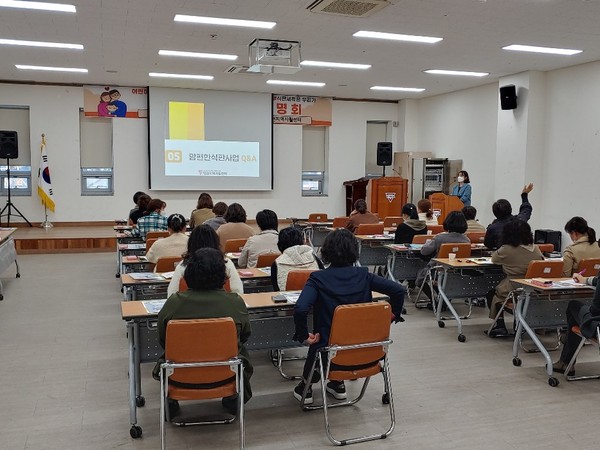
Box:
292, 228, 405, 405
451, 170, 472, 206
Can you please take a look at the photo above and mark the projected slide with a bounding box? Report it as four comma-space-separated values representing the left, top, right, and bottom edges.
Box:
148, 88, 272, 190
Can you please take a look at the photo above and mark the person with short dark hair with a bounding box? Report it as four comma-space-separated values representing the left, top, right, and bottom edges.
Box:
292, 229, 405, 405
167, 225, 243, 297
129, 194, 151, 225
394, 203, 427, 244
146, 213, 189, 266
203, 201, 228, 231
484, 183, 534, 250
462, 205, 485, 232
271, 227, 323, 290
132, 198, 168, 239
345, 199, 379, 233
420, 211, 470, 259
451, 170, 472, 206
417, 199, 439, 226
562, 216, 600, 276
189, 193, 215, 228
238, 209, 279, 268
157, 247, 253, 413
216, 203, 255, 252
486, 219, 543, 337
129, 191, 147, 220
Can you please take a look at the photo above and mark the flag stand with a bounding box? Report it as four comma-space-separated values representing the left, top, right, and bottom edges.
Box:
40, 205, 53, 229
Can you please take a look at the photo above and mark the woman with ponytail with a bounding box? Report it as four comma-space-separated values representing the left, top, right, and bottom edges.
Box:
394, 203, 427, 244
417, 199, 439, 226
562, 216, 600, 276
146, 213, 189, 267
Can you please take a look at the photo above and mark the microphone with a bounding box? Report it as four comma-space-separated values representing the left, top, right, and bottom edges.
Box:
391, 168, 402, 177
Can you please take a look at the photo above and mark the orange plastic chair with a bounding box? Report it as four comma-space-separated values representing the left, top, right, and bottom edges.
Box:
285, 269, 317, 290
438, 243, 472, 258
155, 256, 182, 273
412, 234, 432, 244
427, 225, 444, 235
355, 223, 384, 235
299, 302, 395, 445
466, 232, 486, 244
146, 231, 169, 241
223, 238, 248, 253
576, 258, 600, 277
146, 237, 159, 252
383, 216, 403, 228
536, 243, 555, 253
179, 277, 231, 293
331, 217, 349, 228
564, 320, 600, 381
308, 213, 328, 223
255, 252, 281, 268
160, 318, 244, 449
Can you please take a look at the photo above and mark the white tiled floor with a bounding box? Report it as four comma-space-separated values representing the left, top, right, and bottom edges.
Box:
1, 253, 599, 449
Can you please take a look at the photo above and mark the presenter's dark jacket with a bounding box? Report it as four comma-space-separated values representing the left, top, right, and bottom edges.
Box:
484, 192, 532, 250
157, 288, 253, 401
293, 266, 405, 346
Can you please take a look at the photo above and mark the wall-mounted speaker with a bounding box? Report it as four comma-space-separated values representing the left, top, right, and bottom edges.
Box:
376, 142, 392, 166
500, 85, 518, 110
0, 131, 18, 159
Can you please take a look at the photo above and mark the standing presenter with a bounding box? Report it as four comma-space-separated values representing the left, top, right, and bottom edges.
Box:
451, 170, 472, 206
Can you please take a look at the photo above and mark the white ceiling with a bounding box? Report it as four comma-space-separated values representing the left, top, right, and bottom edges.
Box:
1, 0, 600, 100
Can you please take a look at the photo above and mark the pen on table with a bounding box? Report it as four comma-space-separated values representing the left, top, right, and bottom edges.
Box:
573, 268, 586, 281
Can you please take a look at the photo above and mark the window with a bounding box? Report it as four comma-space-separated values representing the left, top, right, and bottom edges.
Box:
79, 110, 113, 195
302, 126, 328, 196
0, 106, 32, 197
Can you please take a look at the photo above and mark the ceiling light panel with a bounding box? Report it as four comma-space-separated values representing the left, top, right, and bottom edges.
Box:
353, 30, 442, 44
267, 80, 325, 87
424, 69, 489, 77
0, 38, 83, 49
370, 86, 425, 92
16, 64, 87, 72
301, 60, 371, 69
502, 44, 582, 56
159, 50, 237, 60
149, 72, 214, 80
0, 1, 75, 13
174, 14, 276, 29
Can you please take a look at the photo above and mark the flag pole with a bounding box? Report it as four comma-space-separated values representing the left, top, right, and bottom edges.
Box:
39, 133, 54, 229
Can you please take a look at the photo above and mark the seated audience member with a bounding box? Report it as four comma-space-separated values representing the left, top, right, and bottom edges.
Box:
271, 227, 323, 291
238, 209, 279, 268
168, 225, 243, 297
484, 183, 534, 250
345, 199, 379, 233
486, 219, 544, 337
417, 199, 439, 226
462, 205, 486, 232
132, 198, 168, 239
216, 203, 256, 251
128, 191, 147, 220
128, 194, 151, 226
293, 229, 405, 404
146, 213, 189, 267
562, 216, 600, 277
203, 202, 228, 231
157, 247, 252, 414
394, 203, 427, 244
553, 272, 600, 375
189, 193, 215, 228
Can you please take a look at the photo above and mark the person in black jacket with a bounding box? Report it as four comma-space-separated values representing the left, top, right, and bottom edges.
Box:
484, 183, 534, 250
394, 203, 427, 244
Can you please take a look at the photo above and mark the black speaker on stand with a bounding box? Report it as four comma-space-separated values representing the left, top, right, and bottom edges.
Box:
376, 142, 392, 176
500, 85, 518, 110
0, 131, 32, 227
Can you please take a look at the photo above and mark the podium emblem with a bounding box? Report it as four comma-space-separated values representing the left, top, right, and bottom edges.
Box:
385, 192, 396, 203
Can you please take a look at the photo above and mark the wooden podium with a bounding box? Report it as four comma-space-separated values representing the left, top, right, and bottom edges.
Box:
343, 177, 370, 216
366, 177, 408, 220
429, 193, 464, 223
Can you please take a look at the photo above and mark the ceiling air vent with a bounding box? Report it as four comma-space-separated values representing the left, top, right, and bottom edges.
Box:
306, 0, 391, 17
224, 65, 264, 75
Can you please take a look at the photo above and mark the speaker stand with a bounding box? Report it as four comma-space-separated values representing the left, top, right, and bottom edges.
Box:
381, 165, 387, 177
0, 159, 32, 227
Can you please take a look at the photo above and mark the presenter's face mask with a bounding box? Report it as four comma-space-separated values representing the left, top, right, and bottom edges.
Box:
457, 176, 464, 183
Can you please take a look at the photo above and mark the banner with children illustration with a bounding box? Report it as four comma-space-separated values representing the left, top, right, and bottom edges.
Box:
83, 85, 148, 118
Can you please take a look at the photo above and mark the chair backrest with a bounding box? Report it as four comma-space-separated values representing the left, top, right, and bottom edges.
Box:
146, 231, 169, 241
146, 237, 159, 252
577, 258, 600, 277
427, 225, 444, 235
223, 238, 248, 253
383, 216, 403, 228
412, 234, 432, 244
308, 213, 328, 222
328, 302, 391, 368
525, 259, 564, 278
256, 252, 281, 268
466, 232, 486, 244
179, 276, 231, 293
332, 216, 349, 228
285, 269, 317, 290
536, 243, 555, 253
155, 256, 182, 273
438, 242, 472, 258
355, 223, 384, 235
165, 318, 238, 385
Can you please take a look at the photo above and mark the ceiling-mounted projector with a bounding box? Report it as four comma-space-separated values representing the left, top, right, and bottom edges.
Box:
248, 38, 301, 74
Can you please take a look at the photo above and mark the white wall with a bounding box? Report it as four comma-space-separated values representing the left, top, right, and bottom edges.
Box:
0, 85, 400, 222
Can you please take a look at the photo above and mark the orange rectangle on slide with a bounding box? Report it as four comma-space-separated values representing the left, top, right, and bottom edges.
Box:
168, 102, 205, 140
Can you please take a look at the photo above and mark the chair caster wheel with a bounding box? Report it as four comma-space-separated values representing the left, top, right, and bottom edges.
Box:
130, 425, 142, 438
15, 273, 20, 278
115, 273, 120, 278
512, 358, 522, 367
548, 377, 559, 387
136, 395, 145, 407
382, 393, 390, 404
438, 321, 445, 328
458, 334, 466, 343
0, 294, 3, 301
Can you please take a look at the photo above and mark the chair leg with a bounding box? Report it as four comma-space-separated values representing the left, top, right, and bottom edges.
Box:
160, 366, 168, 450
238, 363, 245, 450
